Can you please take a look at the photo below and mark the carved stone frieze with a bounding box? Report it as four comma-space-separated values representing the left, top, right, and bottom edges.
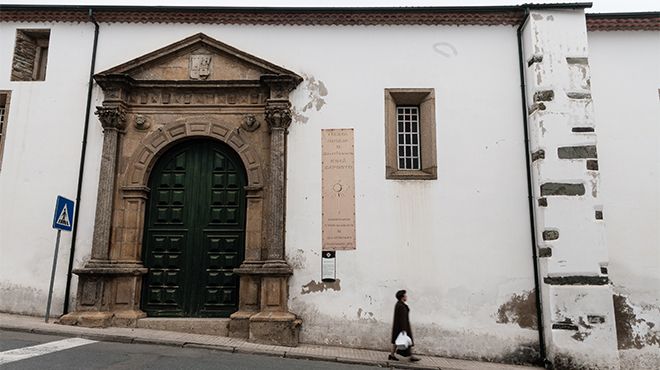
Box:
95, 106, 127, 131
126, 89, 266, 107
261, 75, 301, 100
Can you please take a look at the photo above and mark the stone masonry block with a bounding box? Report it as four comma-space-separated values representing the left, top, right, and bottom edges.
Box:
543, 230, 559, 241
541, 183, 585, 196
558, 145, 597, 159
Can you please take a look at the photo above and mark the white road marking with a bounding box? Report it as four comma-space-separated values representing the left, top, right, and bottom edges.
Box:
0, 337, 97, 365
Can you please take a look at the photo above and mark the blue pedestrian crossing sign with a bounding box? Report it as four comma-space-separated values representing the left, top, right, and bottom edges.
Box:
52, 196, 74, 231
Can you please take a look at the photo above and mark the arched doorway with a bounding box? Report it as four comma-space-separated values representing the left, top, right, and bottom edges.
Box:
141, 139, 247, 317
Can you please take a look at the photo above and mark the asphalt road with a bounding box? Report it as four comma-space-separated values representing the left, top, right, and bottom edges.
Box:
0, 330, 381, 370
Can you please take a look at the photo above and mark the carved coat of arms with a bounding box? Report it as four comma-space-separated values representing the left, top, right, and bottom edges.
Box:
190, 55, 212, 80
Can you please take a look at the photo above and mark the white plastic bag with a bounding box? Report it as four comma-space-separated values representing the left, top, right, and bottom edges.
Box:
395, 330, 412, 350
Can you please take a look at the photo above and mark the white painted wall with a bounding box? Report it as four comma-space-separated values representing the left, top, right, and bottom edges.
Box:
0, 21, 539, 361
0, 22, 96, 316
589, 30, 660, 370
282, 25, 538, 362
2, 13, 658, 367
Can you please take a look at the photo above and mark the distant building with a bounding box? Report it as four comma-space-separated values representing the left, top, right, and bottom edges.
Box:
0, 4, 658, 370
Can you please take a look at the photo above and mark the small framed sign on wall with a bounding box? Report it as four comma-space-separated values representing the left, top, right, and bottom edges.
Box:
321, 251, 336, 282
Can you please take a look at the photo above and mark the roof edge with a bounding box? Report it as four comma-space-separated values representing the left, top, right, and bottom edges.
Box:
586, 11, 660, 31
0, 4, 593, 13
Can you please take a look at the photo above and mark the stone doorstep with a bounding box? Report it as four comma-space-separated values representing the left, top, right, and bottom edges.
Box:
0, 314, 540, 370
135, 318, 230, 337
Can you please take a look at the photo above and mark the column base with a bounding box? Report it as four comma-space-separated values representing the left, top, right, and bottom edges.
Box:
58, 311, 114, 328
249, 311, 302, 347
228, 310, 255, 339
58, 309, 146, 328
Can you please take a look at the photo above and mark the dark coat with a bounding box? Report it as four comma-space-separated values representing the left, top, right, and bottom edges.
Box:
391, 301, 413, 345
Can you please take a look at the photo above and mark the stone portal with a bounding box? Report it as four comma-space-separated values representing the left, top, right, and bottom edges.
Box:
60, 33, 303, 346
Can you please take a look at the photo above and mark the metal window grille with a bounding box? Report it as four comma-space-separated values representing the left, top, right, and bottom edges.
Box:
396, 106, 421, 170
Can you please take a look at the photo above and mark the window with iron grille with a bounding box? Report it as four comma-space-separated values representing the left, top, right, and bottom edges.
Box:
385, 88, 436, 180
396, 106, 421, 170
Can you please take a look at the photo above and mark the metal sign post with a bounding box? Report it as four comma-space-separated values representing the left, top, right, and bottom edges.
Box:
46, 196, 75, 323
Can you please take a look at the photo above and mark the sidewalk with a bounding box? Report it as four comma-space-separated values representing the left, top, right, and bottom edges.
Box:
0, 313, 540, 370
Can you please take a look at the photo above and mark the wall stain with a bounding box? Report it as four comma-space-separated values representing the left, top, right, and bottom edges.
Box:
496, 290, 538, 330
301, 279, 341, 295
613, 294, 660, 350
432, 42, 458, 57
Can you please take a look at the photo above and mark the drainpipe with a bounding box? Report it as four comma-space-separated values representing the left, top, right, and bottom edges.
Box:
63, 8, 99, 314
516, 7, 547, 365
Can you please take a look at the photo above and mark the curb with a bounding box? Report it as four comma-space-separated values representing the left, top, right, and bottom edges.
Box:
0, 322, 444, 370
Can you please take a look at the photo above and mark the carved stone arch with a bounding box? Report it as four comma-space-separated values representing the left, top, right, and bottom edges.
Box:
124, 119, 264, 189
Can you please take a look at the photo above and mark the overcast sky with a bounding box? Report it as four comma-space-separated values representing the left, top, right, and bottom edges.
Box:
1, 0, 658, 14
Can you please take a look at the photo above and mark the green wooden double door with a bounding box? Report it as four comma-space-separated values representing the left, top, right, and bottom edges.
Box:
142, 139, 246, 317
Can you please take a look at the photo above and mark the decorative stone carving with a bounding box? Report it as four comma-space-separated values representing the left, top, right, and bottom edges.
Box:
190, 54, 212, 80
265, 104, 292, 132
241, 114, 261, 132
95, 106, 127, 131
134, 114, 150, 130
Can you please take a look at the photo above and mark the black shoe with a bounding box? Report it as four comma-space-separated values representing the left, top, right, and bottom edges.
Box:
388, 354, 399, 361
409, 356, 421, 362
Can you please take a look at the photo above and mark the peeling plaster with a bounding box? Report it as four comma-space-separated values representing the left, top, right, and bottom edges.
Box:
589, 172, 599, 198
291, 73, 328, 124
301, 279, 341, 294
357, 307, 377, 322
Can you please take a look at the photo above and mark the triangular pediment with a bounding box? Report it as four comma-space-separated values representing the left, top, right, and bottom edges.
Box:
97, 33, 300, 82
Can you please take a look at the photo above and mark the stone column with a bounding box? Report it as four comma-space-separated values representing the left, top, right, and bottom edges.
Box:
89, 106, 126, 263
263, 99, 292, 268
60, 104, 147, 328
242, 75, 301, 346
521, 9, 620, 370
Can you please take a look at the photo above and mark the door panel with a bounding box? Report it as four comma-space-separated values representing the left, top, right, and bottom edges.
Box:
142, 140, 246, 317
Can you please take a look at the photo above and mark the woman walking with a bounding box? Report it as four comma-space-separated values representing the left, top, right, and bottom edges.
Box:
389, 290, 420, 362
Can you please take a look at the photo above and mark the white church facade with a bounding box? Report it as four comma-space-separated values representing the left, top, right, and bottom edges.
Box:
0, 4, 658, 370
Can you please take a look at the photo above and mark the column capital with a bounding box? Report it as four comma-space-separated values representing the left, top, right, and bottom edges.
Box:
95, 105, 127, 131
265, 102, 292, 132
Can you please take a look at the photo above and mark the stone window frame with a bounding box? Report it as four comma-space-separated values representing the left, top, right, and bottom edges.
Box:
11, 29, 51, 82
385, 88, 437, 180
0, 91, 11, 170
